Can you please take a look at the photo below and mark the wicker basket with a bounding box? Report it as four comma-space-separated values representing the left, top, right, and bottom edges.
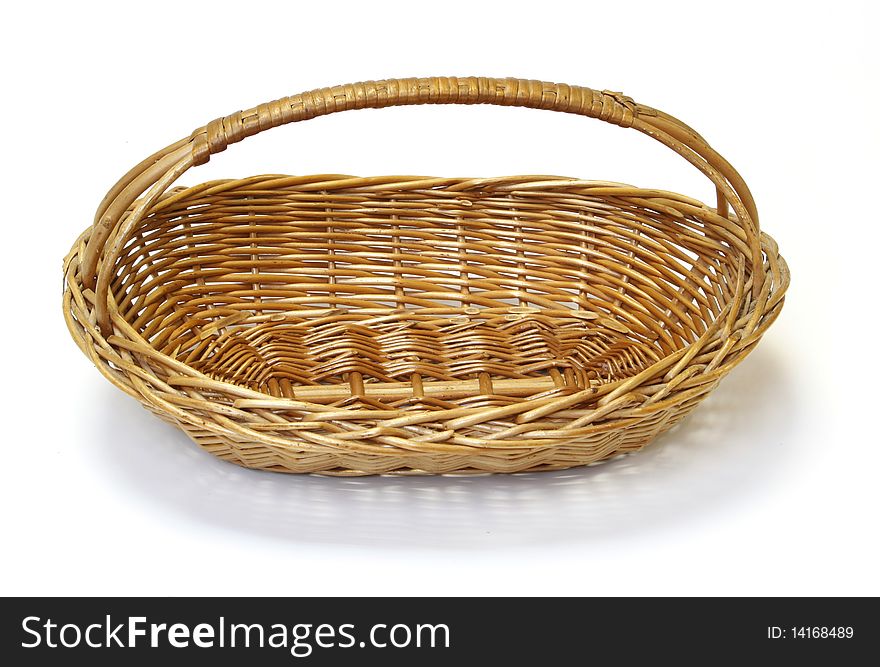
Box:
63, 77, 788, 475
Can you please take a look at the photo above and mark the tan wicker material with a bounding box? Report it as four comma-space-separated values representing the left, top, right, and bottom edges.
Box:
63, 77, 789, 475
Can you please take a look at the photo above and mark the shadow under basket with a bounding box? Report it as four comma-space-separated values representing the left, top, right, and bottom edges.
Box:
63, 77, 789, 475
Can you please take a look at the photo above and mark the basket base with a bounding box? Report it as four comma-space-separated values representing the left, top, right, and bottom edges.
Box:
173, 397, 699, 475
183, 310, 661, 403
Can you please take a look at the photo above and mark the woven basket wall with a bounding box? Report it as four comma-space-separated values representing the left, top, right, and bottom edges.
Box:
63, 77, 789, 475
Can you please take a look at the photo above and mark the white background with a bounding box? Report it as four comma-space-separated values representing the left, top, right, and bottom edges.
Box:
2, 0, 877, 596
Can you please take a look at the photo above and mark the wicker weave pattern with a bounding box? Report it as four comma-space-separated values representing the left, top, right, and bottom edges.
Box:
63, 77, 788, 474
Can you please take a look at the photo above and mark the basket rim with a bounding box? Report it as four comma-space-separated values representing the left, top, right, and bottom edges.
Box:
64, 177, 789, 425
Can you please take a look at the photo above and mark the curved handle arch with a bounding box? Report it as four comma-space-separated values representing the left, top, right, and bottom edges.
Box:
83, 76, 763, 334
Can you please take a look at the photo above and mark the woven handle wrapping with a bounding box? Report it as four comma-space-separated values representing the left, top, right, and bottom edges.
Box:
82, 76, 763, 334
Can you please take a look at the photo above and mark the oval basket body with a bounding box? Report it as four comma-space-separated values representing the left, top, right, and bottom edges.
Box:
63, 77, 788, 474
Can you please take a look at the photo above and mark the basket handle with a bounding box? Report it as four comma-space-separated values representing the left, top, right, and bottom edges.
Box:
83, 76, 763, 335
